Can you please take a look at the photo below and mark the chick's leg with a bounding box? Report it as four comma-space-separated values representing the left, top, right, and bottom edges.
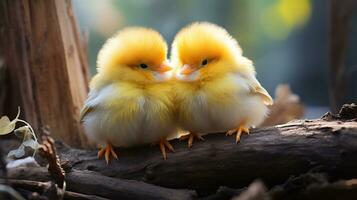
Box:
158, 138, 174, 160
98, 142, 118, 164
226, 121, 250, 143
179, 132, 204, 148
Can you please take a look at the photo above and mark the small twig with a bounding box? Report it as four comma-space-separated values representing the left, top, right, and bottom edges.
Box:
64, 191, 110, 200
4, 179, 57, 199
38, 136, 65, 189
0, 184, 26, 200
3, 179, 107, 200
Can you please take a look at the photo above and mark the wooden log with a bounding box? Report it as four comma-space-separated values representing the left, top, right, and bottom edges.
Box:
2, 104, 356, 199
5, 105, 356, 196
0, 0, 89, 147
56, 105, 357, 194
270, 173, 357, 200
3, 179, 109, 200
7, 167, 197, 200
64, 191, 110, 200
207, 174, 357, 200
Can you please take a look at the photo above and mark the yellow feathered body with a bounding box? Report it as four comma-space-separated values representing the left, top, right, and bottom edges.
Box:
172, 22, 273, 135
81, 27, 176, 147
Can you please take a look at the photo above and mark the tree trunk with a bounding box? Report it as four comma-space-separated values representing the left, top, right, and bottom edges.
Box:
328, 0, 357, 112
0, 0, 90, 147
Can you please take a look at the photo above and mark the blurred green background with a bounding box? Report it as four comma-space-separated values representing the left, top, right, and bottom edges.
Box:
73, 0, 357, 117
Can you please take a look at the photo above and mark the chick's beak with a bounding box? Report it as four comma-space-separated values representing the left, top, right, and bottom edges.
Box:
156, 63, 172, 73
180, 64, 196, 75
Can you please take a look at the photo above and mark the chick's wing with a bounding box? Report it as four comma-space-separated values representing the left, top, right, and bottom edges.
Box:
80, 90, 99, 123
246, 75, 273, 106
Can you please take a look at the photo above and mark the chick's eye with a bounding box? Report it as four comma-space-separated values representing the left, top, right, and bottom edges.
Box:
201, 59, 208, 66
139, 63, 148, 69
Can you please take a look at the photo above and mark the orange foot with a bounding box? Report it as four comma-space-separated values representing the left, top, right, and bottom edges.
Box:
98, 142, 118, 164
226, 124, 250, 143
179, 132, 204, 148
158, 138, 174, 160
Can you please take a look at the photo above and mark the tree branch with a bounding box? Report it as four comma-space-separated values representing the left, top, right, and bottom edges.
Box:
6, 104, 357, 198
51, 105, 357, 194
7, 167, 197, 200
1, 104, 355, 200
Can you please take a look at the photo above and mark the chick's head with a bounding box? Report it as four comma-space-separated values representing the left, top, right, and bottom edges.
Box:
171, 22, 247, 82
97, 27, 172, 85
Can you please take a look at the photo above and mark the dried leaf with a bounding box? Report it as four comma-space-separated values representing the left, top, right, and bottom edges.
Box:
7, 137, 38, 159
7, 146, 25, 158
0, 116, 15, 135
232, 180, 271, 200
14, 126, 33, 140
39, 136, 65, 188
0, 107, 20, 135
6, 156, 39, 169
1, 107, 39, 159
261, 84, 304, 127
22, 139, 39, 150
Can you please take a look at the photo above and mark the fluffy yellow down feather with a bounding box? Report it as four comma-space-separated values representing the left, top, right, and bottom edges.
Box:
171, 22, 273, 147
80, 27, 176, 163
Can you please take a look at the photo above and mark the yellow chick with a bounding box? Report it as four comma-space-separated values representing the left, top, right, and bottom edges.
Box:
80, 27, 176, 163
171, 22, 273, 147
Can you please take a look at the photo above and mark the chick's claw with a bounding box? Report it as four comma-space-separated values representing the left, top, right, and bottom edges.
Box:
180, 132, 204, 148
226, 126, 250, 143
98, 142, 118, 164
159, 139, 174, 160
226, 129, 237, 136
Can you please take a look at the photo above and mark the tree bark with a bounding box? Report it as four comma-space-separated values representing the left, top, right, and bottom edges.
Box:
6, 104, 357, 197
61, 117, 357, 194
6, 168, 197, 200
0, 0, 90, 147
328, 0, 357, 112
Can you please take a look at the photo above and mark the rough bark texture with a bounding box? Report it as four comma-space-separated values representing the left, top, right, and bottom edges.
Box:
0, 60, 6, 116
0, 0, 90, 147
270, 173, 357, 200
5, 104, 357, 199
58, 113, 357, 193
7, 168, 197, 200
328, 0, 357, 112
